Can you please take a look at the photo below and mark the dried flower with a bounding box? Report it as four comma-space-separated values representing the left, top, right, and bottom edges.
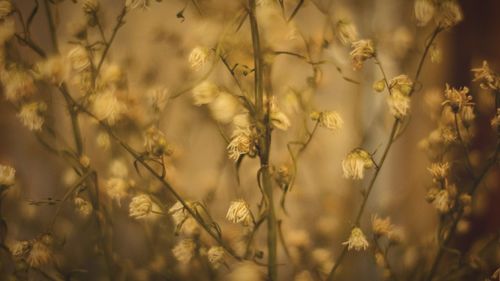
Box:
227, 127, 256, 161
208, 92, 240, 123
0, 164, 15, 186
172, 239, 196, 264
471, 61, 499, 90
371, 215, 393, 237
1, 68, 36, 102
27, 235, 53, 267
36, 56, 68, 85
17, 102, 47, 131
74, 197, 93, 217
92, 90, 127, 125
437, 1, 463, 29
350, 39, 375, 70
431, 189, 452, 213
0, 0, 13, 19
147, 86, 169, 112
68, 46, 91, 72
105, 177, 129, 205
310, 110, 343, 131
100, 64, 124, 87
207, 246, 225, 268
226, 199, 253, 226
343, 227, 369, 251
11, 240, 31, 258
336, 20, 358, 46
414, 0, 435, 26
82, 0, 99, 14
192, 81, 220, 106
390, 75, 413, 95
129, 194, 159, 219
342, 148, 374, 180
387, 90, 411, 119
144, 126, 173, 156
442, 84, 472, 113
427, 162, 450, 181
188, 46, 212, 71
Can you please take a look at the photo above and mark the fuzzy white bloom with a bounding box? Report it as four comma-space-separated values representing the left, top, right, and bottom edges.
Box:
208, 92, 240, 124
343, 227, 369, 251
92, 91, 127, 125
226, 199, 253, 226
1, 68, 36, 102
125, 0, 149, 10
427, 162, 450, 180
336, 20, 358, 46
110, 159, 128, 178
437, 1, 463, 29
414, 0, 435, 26
387, 90, 411, 119
371, 215, 394, 237
105, 177, 129, 205
74, 197, 93, 217
169, 201, 189, 226
207, 246, 225, 268
168, 201, 200, 235
68, 46, 90, 72
36, 56, 67, 85
350, 39, 375, 70
342, 148, 374, 180
17, 102, 46, 131
27, 236, 53, 267
129, 194, 159, 219
172, 239, 196, 264
227, 127, 256, 161
310, 110, 343, 131
188, 46, 212, 71
147, 86, 169, 112
100, 64, 124, 87
389, 74, 413, 95
432, 189, 452, 213
192, 81, 219, 106
0, 0, 13, 19
0, 164, 15, 186
443, 84, 472, 113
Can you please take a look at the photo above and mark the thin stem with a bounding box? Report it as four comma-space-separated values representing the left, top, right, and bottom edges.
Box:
96, 7, 127, 74
42, 0, 58, 53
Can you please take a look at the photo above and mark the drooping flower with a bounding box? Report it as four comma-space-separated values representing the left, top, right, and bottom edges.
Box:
436, 1, 463, 29
350, 39, 375, 70
389, 74, 413, 95
336, 20, 358, 46
227, 127, 256, 161
387, 89, 411, 119
471, 61, 499, 90
0, 164, 15, 186
27, 235, 53, 267
343, 227, 369, 251
341, 148, 374, 180
129, 194, 160, 219
414, 0, 435, 26
226, 199, 253, 226
310, 110, 343, 131
442, 84, 473, 113
17, 102, 46, 131
172, 239, 196, 264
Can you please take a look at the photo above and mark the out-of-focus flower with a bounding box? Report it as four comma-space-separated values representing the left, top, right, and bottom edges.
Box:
74, 197, 93, 217
172, 239, 196, 264
389, 75, 413, 95
387, 89, 411, 119
97, 132, 111, 150
343, 227, 369, 251
100, 64, 124, 88
430, 45, 442, 64
92, 90, 127, 125
168, 201, 200, 235
491, 109, 500, 130
208, 92, 241, 124
1, 68, 36, 102
105, 177, 129, 205
226, 199, 253, 226
207, 246, 225, 268
0, 164, 15, 186
0, 0, 13, 19
311, 248, 334, 274
192, 81, 219, 106
373, 79, 385, 93
11, 240, 31, 258
82, 0, 99, 14
271, 110, 291, 131
144, 126, 173, 156
436, 1, 463, 29
371, 215, 393, 237
147, 86, 169, 112
68, 46, 91, 72
427, 162, 450, 181
350, 39, 375, 70
27, 235, 53, 267
310, 110, 343, 131
129, 194, 160, 219
17, 102, 47, 131
188, 46, 212, 71
342, 148, 374, 180
414, 0, 435, 26
36, 56, 68, 85
471, 61, 499, 90
336, 20, 358, 46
